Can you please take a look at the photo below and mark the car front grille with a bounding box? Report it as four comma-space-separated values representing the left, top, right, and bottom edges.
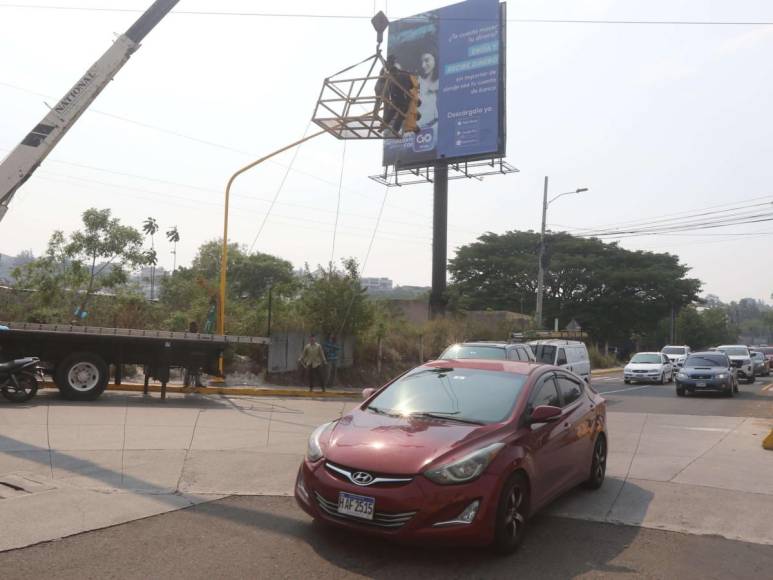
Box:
314, 492, 416, 529
730, 360, 742, 368
690, 374, 713, 380
324, 462, 413, 487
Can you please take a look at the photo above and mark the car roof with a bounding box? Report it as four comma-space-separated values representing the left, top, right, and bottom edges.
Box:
689, 351, 727, 357
716, 345, 748, 349
632, 352, 662, 356
426, 358, 542, 375
451, 342, 510, 348
528, 339, 585, 346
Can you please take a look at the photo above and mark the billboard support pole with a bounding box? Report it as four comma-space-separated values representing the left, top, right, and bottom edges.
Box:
430, 161, 449, 319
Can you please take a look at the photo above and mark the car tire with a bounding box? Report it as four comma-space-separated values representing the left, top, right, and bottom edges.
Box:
55, 352, 109, 401
624, 379, 630, 384
746, 375, 755, 384
492, 472, 530, 555
676, 385, 685, 397
659, 372, 666, 385
725, 384, 734, 397
734, 380, 739, 393
584, 434, 607, 490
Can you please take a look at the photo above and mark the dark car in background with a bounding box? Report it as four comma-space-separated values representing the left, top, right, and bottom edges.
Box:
439, 342, 536, 362
752, 346, 773, 371
751, 351, 770, 377
675, 352, 738, 397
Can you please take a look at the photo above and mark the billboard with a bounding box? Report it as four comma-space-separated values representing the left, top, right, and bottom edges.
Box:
382, 0, 506, 168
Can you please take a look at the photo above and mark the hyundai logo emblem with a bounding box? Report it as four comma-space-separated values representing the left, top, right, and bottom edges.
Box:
351, 471, 374, 486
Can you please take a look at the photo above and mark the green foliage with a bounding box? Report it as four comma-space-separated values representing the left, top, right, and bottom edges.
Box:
298, 259, 374, 338
675, 306, 738, 349
588, 344, 619, 369
12, 209, 150, 322
449, 230, 702, 344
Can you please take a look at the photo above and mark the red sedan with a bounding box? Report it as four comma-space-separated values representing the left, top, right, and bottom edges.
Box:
294, 359, 607, 554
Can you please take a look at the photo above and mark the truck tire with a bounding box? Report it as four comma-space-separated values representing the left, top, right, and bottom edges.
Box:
55, 352, 109, 400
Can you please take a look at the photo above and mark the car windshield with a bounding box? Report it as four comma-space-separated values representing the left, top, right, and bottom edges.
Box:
662, 347, 686, 355
367, 367, 526, 424
718, 347, 749, 357
630, 354, 662, 364
685, 354, 727, 367
532, 344, 557, 364
440, 345, 505, 360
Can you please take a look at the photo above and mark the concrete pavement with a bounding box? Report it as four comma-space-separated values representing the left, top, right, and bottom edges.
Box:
1, 390, 772, 552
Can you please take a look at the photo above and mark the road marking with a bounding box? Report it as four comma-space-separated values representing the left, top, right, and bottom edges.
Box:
661, 425, 732, 433
599, 384, 659, 395
762, 383, 773, 392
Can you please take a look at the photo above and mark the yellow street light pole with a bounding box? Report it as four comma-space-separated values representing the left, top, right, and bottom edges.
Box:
217, 129, 327, 373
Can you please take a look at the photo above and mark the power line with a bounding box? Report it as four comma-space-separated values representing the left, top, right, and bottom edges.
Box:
1, 4, 772, 25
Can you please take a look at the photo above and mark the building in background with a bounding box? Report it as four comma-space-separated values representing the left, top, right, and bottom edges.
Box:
361, 277, 394, 292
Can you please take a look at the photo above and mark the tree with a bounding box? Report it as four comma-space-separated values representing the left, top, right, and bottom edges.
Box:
449, 230, 702, 345
166, 225, 180, 272
298, 258, 374, 338
142, 217, 159, 300
14, 208, 150, 322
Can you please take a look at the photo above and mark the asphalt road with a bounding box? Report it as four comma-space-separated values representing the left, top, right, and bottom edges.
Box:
592, 372, 773, 418
2, 495, 771, 580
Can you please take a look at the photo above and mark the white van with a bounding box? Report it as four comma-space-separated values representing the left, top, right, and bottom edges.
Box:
528, 340, 591, 381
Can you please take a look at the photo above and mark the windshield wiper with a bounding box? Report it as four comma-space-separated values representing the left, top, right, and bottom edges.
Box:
409, 412, 484, 425
368, 406, 399, 417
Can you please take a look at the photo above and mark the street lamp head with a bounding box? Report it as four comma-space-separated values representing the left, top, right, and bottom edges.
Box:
576, 188, 588, 193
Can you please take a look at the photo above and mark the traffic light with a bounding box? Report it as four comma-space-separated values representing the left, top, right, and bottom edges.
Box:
402, 74, 422, 133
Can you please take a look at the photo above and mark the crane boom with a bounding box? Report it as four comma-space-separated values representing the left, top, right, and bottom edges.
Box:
0, 0, 180, 224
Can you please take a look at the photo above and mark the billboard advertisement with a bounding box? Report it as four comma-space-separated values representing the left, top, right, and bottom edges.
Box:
382, 0, 506, 168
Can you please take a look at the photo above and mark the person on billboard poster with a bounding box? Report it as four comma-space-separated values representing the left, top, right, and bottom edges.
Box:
418, 48, 439, 131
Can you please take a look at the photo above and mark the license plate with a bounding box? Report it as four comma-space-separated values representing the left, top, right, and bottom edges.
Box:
338, 492, 375, 520
696, 382, 706, 387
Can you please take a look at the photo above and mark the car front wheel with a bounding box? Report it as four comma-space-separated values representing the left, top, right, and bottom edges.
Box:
676, 384, 685, 396
492, 473, 529, 555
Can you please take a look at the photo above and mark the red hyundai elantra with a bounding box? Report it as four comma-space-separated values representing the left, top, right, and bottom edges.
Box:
294, 359, 607, 553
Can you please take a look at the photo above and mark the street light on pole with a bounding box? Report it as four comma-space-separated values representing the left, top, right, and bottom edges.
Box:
535, 176, 588, 329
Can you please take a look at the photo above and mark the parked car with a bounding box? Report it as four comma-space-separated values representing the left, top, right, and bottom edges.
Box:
715, 345, 755, 384
750, 351, 770, 377
295, 360, 607, 554
661, 345, 691, 367
752, 346, 773, 370
528, 340, 591, 381
623, 352, 673, 384
675, 351, 738, 396
439, 342, 535, 362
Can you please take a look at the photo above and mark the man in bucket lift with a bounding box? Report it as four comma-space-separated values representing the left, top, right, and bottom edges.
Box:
376, 55, 421, 135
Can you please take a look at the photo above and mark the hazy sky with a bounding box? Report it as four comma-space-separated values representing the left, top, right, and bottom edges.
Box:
1, 0, 772, 303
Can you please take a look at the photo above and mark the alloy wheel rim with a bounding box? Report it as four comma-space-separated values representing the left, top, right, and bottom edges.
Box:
504, 486, 525, 539
594, 439, 607, 481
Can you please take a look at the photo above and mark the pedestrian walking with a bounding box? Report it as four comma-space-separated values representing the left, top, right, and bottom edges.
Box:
323, 334, 340, 388
299, 334, 327, 392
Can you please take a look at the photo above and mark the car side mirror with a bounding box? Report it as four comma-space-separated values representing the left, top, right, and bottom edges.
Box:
529, 405, 562, 424
362, 387, 376, 400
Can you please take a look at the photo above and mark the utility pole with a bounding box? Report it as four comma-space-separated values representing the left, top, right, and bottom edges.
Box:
535, 177, 549, 329
535, 177, 588, 329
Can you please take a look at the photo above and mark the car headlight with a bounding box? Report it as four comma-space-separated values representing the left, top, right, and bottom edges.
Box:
677, 372, 687, 379
307, 422, 333, 462
716, 373, 727, 379
424, 442, 504, 485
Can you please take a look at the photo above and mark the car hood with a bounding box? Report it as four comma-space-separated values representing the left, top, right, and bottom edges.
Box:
681, 367, 725, 374
725, 355, 749, 361
323, 410, 492, 475
625, 363, 663, 371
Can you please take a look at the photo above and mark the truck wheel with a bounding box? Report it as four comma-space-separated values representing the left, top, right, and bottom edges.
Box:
55, 353, 109, 400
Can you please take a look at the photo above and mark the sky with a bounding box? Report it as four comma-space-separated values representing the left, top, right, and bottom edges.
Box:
1, 0, 772, 304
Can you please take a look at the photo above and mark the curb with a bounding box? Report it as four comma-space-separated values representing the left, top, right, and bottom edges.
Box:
591, 367, 623, 376
41, 381, 358, 399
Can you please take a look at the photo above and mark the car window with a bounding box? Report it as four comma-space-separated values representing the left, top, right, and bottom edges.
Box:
630, 353, 662, 364
532, 344, 556, 364
530, 375, 561, 408
556, 374, 583, 406
556, 348, 568, 366
662, 355, 670, 364
506, 348, 521, 361
368, 367, 528, 424
662, 347, 686, 355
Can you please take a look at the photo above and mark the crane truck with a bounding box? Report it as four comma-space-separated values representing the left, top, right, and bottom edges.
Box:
0, 0, 269, 401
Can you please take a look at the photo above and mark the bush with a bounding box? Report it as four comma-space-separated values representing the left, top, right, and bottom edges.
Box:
588, 344, 619, 369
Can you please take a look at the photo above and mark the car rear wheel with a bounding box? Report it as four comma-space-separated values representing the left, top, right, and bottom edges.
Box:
584, 434, 607, 490
492, 473, 529, 555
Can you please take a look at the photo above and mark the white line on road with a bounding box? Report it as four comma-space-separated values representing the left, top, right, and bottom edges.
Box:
762, 383, 773, 392
599, 384, 659, 395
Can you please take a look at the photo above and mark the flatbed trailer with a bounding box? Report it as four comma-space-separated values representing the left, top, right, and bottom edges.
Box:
0, 322, 268, 400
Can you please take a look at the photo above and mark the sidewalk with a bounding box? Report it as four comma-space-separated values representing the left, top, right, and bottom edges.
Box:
0, 391, 771, 551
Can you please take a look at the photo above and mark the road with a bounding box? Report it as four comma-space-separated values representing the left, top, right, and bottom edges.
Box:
592, 372, 773, 418
2, 495, 772, 580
